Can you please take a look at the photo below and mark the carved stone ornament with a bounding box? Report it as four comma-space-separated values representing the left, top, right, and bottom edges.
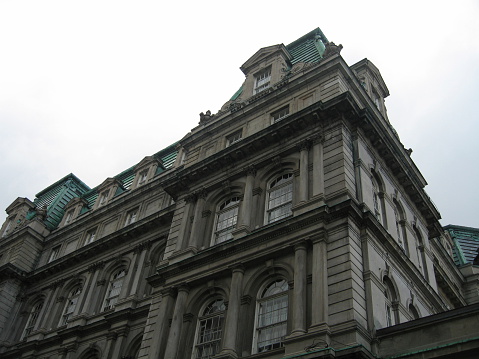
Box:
323, 41, 343, 58
199, 110, 214, 124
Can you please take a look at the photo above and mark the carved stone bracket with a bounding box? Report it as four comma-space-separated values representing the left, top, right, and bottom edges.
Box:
252, 187, 263, 196
241, 295, 252, 305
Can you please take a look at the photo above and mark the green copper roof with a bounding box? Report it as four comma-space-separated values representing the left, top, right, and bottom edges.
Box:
79, 142, 178, 212
32, 173, 91, 229
444, 225, 479, 266
286, 27, 328, 65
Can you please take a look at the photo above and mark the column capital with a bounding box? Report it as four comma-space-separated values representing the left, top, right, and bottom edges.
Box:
196, 187, 208, 200
243, 165, 257, 177
294, 241, 309, 252
297, 138, 312, 152
229, 263, 245, 274
184, 193, 197, 203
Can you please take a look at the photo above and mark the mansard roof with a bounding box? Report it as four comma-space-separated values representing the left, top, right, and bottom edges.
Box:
285, 27, 328, 65
444, 225, 479, 266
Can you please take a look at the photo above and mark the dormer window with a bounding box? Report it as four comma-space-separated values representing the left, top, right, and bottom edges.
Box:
254, 67, 271, 94
99, 190, 110, 206
64, 209, 74, 224
137, 170, 149, 186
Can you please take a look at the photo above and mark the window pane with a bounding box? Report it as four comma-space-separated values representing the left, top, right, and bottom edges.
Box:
195, 300, 225, 359
256, 280, 289, 353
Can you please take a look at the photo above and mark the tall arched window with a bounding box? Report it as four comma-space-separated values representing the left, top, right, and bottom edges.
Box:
254, 279, 289, 353
383, 277, 399, 327
22, 300, 44, 338
193, 299, 226, 359
103, 269, 126, 311
394, 199, 409, 256
414, 226, 429, 280
266, 174, 293, 224
60, 286, 82, 326
372, 176, 382, 222
213, 197, 240, 245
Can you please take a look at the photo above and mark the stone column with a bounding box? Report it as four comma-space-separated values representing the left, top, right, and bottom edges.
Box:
164, 285, 189, 359
128, 242, 149, 297
119, 253, 138, 301
41, 282, 63, 330
175, 194, 195, 251
298, 141, 310, 203
80, 263, 103, 315
236, 167, 255, 234
312, 136, 325, 198
104, 332, 117, 359
71, 270, 91, 318
311, 234, 328, 327
110, 327, 129, 359
292, 242, 307, 335
35, 283, 59, 333
221, 265, 244, 356
149, 289, 176, 359
188, 189, 208, 250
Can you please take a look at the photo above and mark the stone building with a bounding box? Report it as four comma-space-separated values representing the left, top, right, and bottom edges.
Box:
0, 28, 478, 359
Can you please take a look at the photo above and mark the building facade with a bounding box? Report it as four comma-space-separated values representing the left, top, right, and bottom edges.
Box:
0, 28, 478, 359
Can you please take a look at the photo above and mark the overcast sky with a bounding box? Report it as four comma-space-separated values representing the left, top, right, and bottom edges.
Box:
1, 1, 478, 229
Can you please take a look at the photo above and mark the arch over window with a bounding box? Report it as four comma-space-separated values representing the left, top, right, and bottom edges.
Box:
102, 269, 126, 311
22, 299, 44, 338
393, 199, 409, 256
193, 299, 226, 359
409, 303, 420, 320
266, 174, 293, 224
254, 279, 289, 353
60, 286, 82, 326
213, 197, 240, 245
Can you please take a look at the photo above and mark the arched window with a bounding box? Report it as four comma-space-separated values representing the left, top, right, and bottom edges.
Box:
394, 199, 409, 256
103, 269, 126, 311
266, 174, 293, 224
60, 286, 82, 326
213, 197, 240, 245
254, 279, 289, 353
22, 300, 44, 338
193, 299, 226, 359
414, 226, 429, 280
383, 277, 399, 327
372, 177, 382, 222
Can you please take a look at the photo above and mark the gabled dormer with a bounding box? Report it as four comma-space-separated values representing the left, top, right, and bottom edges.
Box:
58, 197, 89, 227
93, 178, 123, 210
351, 59, 390, 120
132, 156, 164, 189
1, 197, 35, 238
240, 44, 293, 97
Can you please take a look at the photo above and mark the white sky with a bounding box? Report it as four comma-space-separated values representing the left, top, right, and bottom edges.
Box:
1, 0, 478, 228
